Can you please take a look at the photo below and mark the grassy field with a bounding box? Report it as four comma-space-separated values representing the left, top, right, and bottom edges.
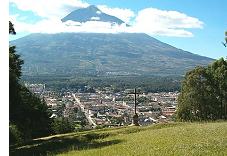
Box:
10, 122, 227, 156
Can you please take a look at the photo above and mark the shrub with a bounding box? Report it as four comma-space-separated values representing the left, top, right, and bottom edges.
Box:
9, 123, 23, 145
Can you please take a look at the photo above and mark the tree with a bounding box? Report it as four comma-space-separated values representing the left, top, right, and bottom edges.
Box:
222, 31, 227, 47
51, 117, 74, 134
9, 21, 52, 144
207, 58, 227, 119
177, 58, 227, 121
9, 22, 24, 136
226, 31, 227, 44
9, 21, 16, 35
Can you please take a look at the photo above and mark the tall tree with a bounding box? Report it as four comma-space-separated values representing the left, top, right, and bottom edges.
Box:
9, 22, 23, 122
9, 21, 51, 143
207, 58, 227, 119
177, 58, 227, 121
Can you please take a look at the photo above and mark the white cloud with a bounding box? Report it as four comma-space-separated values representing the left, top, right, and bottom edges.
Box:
10, 16, 132, 34
10, 2, 203, 37
91, 17, 100, 21
10, 14, 32, 33
97, 5, 135, 24
96, 11, 102, 15
133, 8, 203, 37
9, 0, 89, 19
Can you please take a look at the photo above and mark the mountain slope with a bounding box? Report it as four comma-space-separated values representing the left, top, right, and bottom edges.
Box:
61, 5, 126, 25
11, 33, 213, 76
10, 122, 227, 156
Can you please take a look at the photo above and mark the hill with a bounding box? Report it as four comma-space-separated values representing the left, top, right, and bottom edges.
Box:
10, 122, 227, 156
11, 33, 213, 77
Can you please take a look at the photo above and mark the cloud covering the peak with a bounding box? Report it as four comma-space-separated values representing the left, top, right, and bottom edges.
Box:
9, 0, 203, 37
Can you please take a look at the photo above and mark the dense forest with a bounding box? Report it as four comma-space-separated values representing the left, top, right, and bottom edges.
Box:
22, 75, 182, 93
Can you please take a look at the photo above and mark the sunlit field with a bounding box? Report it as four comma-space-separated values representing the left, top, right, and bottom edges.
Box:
10, 122, 227, 156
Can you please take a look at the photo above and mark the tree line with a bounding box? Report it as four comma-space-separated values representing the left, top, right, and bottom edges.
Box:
23, 75, 182, 93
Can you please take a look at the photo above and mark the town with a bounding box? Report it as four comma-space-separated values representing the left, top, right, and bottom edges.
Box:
25, 83, 179, 129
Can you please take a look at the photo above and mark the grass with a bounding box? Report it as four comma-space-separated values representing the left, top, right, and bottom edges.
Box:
10, 122, 227, 156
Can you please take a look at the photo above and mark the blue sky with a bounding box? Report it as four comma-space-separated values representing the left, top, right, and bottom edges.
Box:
9, 0, 227, 59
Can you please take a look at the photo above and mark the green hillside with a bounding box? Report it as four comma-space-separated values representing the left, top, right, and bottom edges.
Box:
10, 122, 227, 156
11, 33, 213, 77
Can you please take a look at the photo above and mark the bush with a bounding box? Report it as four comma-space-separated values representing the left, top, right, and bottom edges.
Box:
9, 123, 23, 145
51, 118, 74, 134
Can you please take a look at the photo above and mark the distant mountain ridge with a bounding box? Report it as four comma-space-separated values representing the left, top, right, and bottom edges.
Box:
61, 5, 127, 25
11, 33, 213, 77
